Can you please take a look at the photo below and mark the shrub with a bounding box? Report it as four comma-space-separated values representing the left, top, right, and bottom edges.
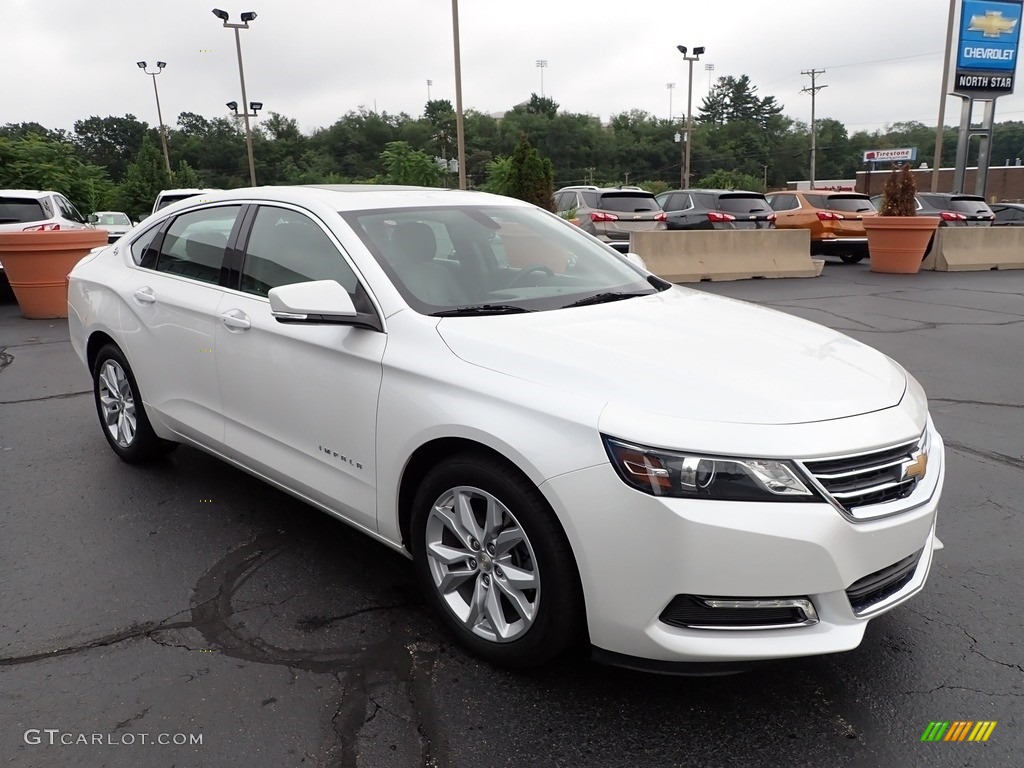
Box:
879, 163, 917, 216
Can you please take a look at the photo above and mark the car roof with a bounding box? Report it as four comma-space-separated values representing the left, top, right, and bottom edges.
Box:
155, 184, 528, 212
666, 188, 765, 195
0, 189, 57, 198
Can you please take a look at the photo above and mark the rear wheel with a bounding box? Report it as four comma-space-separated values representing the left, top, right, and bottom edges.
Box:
840, 254, 865, 264
92, 344, 178, 463
411, 454, 584, 668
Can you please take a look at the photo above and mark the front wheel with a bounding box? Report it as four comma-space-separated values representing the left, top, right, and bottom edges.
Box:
411, 454, 584, 668
92, 344, 178, 463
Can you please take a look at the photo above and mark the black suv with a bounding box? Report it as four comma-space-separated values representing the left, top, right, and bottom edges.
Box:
872, 192, 995, 226
655, 189, 776, 230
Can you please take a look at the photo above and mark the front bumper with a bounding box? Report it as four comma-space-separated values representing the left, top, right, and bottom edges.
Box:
540, 430, 944, 664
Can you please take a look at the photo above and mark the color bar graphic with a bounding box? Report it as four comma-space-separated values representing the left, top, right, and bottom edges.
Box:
921, 721, 997, 742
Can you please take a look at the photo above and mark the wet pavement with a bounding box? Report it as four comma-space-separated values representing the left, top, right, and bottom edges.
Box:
1, 264, 1022, 767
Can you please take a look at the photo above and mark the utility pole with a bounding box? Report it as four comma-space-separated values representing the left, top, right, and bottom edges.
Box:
932, 0, 957, 192
801, 69, 827, 188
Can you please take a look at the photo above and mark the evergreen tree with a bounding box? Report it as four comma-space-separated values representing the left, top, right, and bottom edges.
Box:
507, 136, 554, 211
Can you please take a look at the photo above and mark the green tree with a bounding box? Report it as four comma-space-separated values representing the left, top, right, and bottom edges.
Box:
172, 160, 202, 188
480, 156, 513, 196
380, 141, 441, 186
73, 115, 152, 183
507, 136, 554, 210
116, 135, 169, 219
0, 133, 115, 212
696, 168, 764, 191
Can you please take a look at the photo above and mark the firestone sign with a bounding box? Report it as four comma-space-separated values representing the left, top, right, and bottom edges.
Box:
954, 0, 1022, 94
863, 148, 917, 163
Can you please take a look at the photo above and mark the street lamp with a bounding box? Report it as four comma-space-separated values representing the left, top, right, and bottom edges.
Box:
451, 0, 467, 189
666, 82, 675, 121
676, 44, 705, 189
427, 78, 433, 102
536, 59, 548, 97
137, 60, 172, 179
213, 8, 259, 186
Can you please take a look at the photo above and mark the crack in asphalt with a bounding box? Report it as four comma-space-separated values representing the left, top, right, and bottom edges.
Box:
0, 389, 91, 405
945, 440, 1024, 472
932, 397, 1024, 410
114, 706, 151, 731
0, 619, 194, 666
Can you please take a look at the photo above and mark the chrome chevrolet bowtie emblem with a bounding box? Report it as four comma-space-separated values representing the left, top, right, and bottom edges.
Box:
968, 11, 1018, 38
902, 451, 928, 482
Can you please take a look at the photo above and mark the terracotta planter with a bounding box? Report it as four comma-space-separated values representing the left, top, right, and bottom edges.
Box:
0, 229, 108, 318
862, 216, 941, 274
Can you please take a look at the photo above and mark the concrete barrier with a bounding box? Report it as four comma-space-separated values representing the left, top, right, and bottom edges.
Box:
629, 230, 822, 282
922, 226, 1024, 271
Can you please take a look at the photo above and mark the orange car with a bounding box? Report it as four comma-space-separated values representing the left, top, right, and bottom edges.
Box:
765, 190, 878, 263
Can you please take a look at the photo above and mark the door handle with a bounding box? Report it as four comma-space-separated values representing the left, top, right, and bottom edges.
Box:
133, 287, 156, 304
220, 309, 251, 330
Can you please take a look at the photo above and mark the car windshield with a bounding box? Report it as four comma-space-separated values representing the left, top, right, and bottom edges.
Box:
343, 205, 662, 315
96, 213, 131, 226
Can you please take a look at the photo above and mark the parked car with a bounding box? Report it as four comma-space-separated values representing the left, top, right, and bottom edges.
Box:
554, 186, 666, 252
870, 193, 995, 226
152, 188, 219, 215
766, 190, 878, 263
0, 189, 92, 275
990, 202, 1024, 226
655, 189, 776, 230
89, 211, 133, 243
916, 193, 995, 225
68, 185, 944, 672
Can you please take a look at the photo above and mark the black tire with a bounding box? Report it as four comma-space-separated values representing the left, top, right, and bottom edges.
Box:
840, 254, 865, 264
92, 344, 178, 463
411, 453, 584, 668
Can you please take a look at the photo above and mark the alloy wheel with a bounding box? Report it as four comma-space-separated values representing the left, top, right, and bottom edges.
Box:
98, 359, 136, 448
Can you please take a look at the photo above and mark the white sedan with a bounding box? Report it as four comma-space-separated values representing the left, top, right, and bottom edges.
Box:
67, 185, 944, 672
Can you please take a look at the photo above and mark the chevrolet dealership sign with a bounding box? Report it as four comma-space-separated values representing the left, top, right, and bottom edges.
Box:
955, 0, 1023, 94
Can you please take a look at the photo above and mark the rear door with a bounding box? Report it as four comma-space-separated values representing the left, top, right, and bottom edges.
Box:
594, 192, 665, 242
715, 193, 775, 229
120, 204, 242, 446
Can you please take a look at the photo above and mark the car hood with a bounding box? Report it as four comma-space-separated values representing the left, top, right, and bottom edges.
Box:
436, 287, 907, 426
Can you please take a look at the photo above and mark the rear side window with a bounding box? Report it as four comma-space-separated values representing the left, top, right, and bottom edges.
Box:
588, 193, 661, 213
824, 195, 875, 213
768, 195, 799, 211
131, 224, 163, 267
0, 197, 47, 225
151, 206, 240, 284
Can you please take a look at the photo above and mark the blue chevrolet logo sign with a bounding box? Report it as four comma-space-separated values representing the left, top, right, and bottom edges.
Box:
958, 0, 1022, 70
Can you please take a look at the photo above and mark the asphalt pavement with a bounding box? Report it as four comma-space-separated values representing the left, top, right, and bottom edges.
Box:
1, 263, 1022, 768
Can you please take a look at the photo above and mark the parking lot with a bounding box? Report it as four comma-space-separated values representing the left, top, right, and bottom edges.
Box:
1, 263, 1022, 768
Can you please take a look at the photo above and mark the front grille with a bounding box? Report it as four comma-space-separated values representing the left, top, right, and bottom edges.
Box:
660, 595, 815, 630
803, 438, 921, 511
846, 549, 922, 614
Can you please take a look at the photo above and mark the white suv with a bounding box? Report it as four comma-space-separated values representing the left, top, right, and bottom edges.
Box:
0, 190, 92, 274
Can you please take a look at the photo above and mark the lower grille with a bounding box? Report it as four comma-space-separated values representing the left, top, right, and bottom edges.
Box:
660, 595, 817, 630
846, 549, 922, 615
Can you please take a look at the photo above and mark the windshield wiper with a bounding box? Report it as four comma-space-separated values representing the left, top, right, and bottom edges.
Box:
431, 304, 534, 317
563, 291, 649, 308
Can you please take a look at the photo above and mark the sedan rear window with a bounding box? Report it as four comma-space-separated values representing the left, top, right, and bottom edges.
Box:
702, 194, 772, 213
0, 197, 47, 225
585, 192, 661, 213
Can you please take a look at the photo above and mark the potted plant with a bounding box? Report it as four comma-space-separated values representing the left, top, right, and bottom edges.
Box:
0, 229, 108, 318
559, 206, 580, 226
862, 163, 940, 273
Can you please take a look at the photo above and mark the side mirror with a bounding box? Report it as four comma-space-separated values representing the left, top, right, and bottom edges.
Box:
268, 280, 381, 331
86, 214, 98, 224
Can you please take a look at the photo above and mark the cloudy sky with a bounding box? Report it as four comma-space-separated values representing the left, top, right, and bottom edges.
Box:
4, 0, 1024, 141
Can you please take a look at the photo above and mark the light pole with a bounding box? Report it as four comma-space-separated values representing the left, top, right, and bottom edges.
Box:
136, 61, 172, 179
451, 0, 467, 189
705, 62, 715, 91
227, 99, 263, 154
666, 82, 675, 121
427, 78, 433, 102
213, 8, 258, 187
536, 59, 548, 97
676, 44, 704, 189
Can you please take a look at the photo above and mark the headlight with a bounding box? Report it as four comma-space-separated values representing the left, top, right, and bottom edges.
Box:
603, 437, 819, 502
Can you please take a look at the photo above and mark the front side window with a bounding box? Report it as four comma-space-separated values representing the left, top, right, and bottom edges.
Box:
240, 206, 361, 298
56, 196, 86, 223
150, 205, 240, 284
